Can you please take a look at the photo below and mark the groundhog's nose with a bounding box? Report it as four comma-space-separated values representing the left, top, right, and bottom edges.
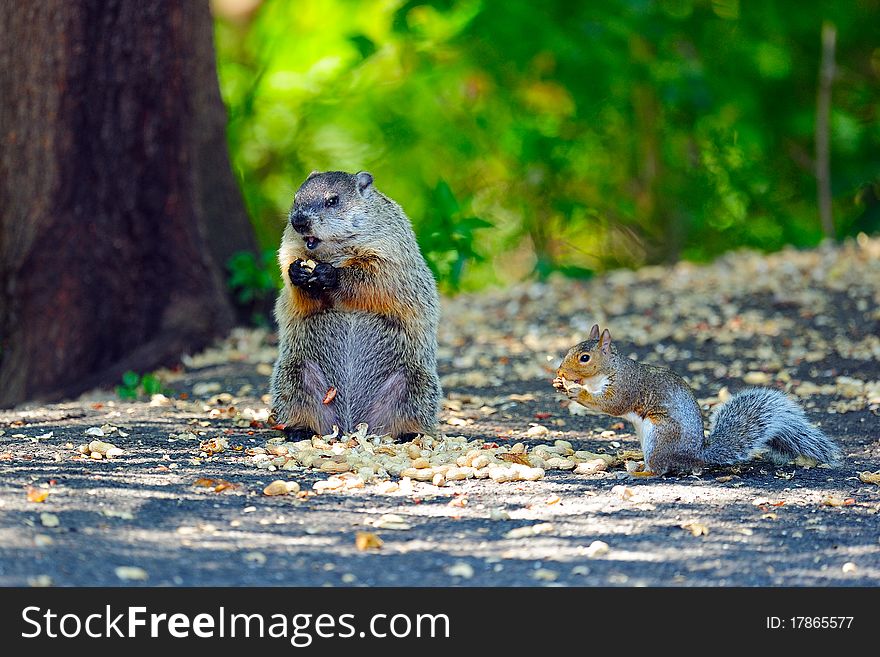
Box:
290, 211, 310, 234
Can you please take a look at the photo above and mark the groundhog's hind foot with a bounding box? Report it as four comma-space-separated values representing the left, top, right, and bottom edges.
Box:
283, 426, 318, 441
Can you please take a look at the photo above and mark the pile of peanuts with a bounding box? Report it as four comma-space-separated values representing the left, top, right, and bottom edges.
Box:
76, 426, 126, 460
249, 423, 637, 492
77, 440, 123, 460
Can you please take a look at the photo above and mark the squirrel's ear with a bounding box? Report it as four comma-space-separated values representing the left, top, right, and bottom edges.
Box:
589, 324, 600, 340
306, 170, 320, 181
355, 171, 374, 196
599, 328, 612, 355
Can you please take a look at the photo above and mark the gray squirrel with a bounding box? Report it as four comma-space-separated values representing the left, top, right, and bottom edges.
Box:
269, 170, 441, 440
553, 324, 841, 474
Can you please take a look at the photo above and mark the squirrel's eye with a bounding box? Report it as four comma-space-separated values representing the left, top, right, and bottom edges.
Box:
579, 354, 591, 363
324, 195, 339, 208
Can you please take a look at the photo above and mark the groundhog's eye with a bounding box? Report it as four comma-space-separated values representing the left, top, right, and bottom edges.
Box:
324, 195, 339, 208
579, 353, 591, 363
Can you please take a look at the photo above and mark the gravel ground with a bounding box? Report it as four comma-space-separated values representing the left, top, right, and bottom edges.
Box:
1, 238, 878, 587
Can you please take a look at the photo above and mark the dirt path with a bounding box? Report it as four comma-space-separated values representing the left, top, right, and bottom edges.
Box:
1, 239, 878, 586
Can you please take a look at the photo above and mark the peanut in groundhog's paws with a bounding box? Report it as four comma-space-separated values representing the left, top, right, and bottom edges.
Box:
301, 259, 317, 274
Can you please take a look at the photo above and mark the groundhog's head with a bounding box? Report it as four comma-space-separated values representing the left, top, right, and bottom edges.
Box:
287, 170, 378, 253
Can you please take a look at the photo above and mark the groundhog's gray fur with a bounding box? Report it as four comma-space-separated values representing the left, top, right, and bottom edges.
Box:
270, 170, 441, 439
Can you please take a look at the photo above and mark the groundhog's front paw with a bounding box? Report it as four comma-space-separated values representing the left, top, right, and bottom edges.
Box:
312, 262, 339, 290
289, 259, 317, 287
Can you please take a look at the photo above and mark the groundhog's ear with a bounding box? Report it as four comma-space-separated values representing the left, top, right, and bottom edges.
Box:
599, 328, 612, 355
306, 170, 320, 181
355, 171, 374, 196
589, 324, 600, 340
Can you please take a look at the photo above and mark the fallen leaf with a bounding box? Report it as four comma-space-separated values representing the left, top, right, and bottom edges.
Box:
858, 471, 880, 485
193, 477, 236, 492
199, 437, 229, 456
752, 497, 785, 507
681, 521, 710, 537
27, 487, 49, 503
355, 532, 383, 551
497, 452, 530, 466
821, 496, 855, 507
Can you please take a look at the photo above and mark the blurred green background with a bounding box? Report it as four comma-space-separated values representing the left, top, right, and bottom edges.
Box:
213, 0, 880, 294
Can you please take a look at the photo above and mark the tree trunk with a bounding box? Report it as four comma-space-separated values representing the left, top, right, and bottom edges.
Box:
0, 0, 254, 407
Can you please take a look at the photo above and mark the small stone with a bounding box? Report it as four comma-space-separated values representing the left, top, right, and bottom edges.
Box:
40, 513, 59, 528
114, 566, 148, 581
584, 540, 610, 558
263, 480, 299, 496
489, 507, 510, 521
446, 562, 474, 579
244, 551, 267, 565
533, 568, 558, 582
28, 575, 53, 587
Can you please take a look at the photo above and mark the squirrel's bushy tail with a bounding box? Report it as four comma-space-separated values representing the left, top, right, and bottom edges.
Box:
702, 388, 841, 466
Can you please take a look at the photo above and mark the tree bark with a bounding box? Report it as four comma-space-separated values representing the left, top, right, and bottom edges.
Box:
0, 0, 253, 407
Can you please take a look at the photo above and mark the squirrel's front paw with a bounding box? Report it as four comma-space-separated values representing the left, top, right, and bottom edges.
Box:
553, 375, 582, 397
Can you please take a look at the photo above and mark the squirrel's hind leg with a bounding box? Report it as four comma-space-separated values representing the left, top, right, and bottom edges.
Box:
640, 416, 703, 475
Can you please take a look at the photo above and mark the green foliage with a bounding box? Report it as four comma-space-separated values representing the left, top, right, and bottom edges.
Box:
227, 249, 280, 303
214, 0, 880, 289
418, 181, 492, 291
116, 371, 168, 400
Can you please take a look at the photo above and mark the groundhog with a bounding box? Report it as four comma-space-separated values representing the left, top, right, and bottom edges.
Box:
269, 170, 441, 440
